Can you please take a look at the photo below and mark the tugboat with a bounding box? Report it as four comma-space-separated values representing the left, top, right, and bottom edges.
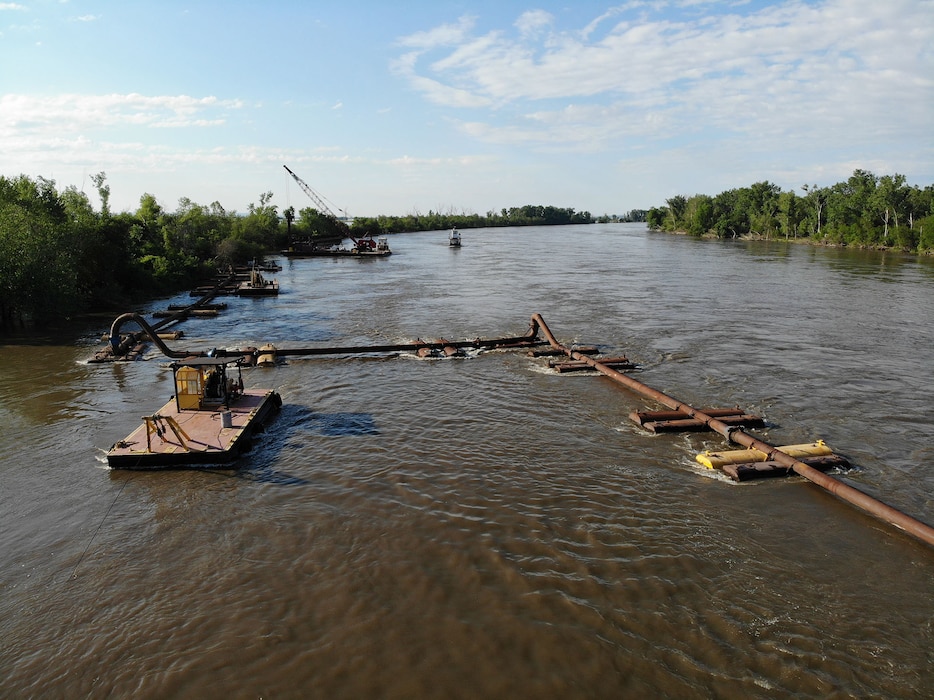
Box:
107, 357, 281, 469
449, 228, 461, 247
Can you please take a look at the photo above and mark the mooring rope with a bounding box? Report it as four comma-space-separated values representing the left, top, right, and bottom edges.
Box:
71, 473, 134, 580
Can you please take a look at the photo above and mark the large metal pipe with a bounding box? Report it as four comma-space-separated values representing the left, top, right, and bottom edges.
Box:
109, 312, 200, 359
531, 314, 934, 548
108, 314, 543, 361
107, 276, 234, 358
270, 330, 543, 358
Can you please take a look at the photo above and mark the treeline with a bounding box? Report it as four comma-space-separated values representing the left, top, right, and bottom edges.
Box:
349, 204, 593, 237
646, 170, 934, 253
0, 173, 593, 327
0, 173, 345, 327
596, 209, 648, 223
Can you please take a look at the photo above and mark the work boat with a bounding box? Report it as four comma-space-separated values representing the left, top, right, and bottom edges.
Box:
449, 228, 461, 247
107, 357, 281, 470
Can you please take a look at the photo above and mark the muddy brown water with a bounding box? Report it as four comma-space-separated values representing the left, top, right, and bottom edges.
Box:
1, 224, 932, 698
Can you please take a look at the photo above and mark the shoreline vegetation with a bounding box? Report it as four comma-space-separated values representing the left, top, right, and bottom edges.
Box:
2, 168, 931, 329
645, 169, 934, 256
0, 173, 597, 328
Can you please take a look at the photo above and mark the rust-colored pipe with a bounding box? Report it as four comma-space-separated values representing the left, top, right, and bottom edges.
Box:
108, 313, 543, 361
531, 314, 934, 548
109, 312, 201, 359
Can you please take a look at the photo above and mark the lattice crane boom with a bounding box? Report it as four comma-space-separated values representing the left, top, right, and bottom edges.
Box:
283, 165, 345, 219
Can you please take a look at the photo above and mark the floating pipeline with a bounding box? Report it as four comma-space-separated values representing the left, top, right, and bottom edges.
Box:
696, 441, 834, 468
90, 276, 234, 362
89, 310, 934, 548
90, 313, 547, 365
530, 312, 934, 550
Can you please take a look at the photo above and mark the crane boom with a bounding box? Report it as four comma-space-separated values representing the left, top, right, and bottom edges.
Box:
283, 165, 345, 219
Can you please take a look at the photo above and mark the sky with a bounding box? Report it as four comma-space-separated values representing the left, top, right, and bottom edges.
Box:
1, 0, 932, 217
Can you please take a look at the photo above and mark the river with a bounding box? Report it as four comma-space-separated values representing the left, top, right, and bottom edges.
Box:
1, 223, 932, 698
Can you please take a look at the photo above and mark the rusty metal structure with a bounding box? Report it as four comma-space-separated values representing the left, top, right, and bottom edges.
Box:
92, 307, 934, 548
529, 313, 934, 549
97, 312, 546, 364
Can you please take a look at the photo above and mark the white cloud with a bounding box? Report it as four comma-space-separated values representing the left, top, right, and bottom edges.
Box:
394, 0, 934, 158
396, 15, 476, 50
515, 10, 553, 39
0, 93, 243, 135
0, 93, 248, 182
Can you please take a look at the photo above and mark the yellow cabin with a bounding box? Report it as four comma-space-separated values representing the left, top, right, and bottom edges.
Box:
172, 357, 244, 411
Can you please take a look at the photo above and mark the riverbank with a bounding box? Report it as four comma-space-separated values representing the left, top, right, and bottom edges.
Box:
658, 227, 934, 256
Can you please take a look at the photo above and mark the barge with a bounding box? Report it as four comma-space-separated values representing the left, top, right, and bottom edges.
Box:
107, 357, 281, 470
236, 267, 279, 296
282, 235, 391, 257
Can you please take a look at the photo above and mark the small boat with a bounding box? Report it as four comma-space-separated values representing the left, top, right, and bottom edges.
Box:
236, 266, 279, 296
107, 357, 282, 469
449, 228, 461, 247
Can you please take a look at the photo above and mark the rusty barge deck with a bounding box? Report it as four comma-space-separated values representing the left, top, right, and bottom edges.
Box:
107, 389, 281, 470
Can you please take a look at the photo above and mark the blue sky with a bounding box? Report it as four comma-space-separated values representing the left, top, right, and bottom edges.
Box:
2, 0, 932, 217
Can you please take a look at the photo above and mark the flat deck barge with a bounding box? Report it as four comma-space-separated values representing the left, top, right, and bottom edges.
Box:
107, 358, 281, 470
282, 235, 391, 257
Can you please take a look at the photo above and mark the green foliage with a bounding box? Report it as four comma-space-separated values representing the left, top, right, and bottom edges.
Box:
646, 207, 667, 230
647, 170, 934, 252
289, 207, 350, 242
596, 209, 647, 223
0, 173, 599, 328
0, 175, 80, 326
0, 175, 288, 328
350, 205, 593, 236
684, 195, 714, 237
918, 215, 934, 252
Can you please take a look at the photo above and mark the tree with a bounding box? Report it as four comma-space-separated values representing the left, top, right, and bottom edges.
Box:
874, 174, 908, 239
90, 171, 111, 217
778, 190, 804, 239
665, 195, 687, 230
684, 195, 714, 236
0, 175, 80, 325
737, 181, 781, 238
827, 169, 879, 244
295, 207, 349, 240
646, 207, 667, 230
801, 184, 825, 238
228, 192, 280, 262
283, 206, 295, 237
711, 189, 745, 238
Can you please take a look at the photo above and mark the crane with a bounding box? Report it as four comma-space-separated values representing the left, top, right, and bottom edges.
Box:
283, 165, 348, 220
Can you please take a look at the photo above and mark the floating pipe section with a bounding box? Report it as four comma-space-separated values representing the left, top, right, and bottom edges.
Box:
106, 314, 543, 362
531, 313, 934, 549
267, 328, 542, 358
104, 277, 235, 360
109, 312, 201, 359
